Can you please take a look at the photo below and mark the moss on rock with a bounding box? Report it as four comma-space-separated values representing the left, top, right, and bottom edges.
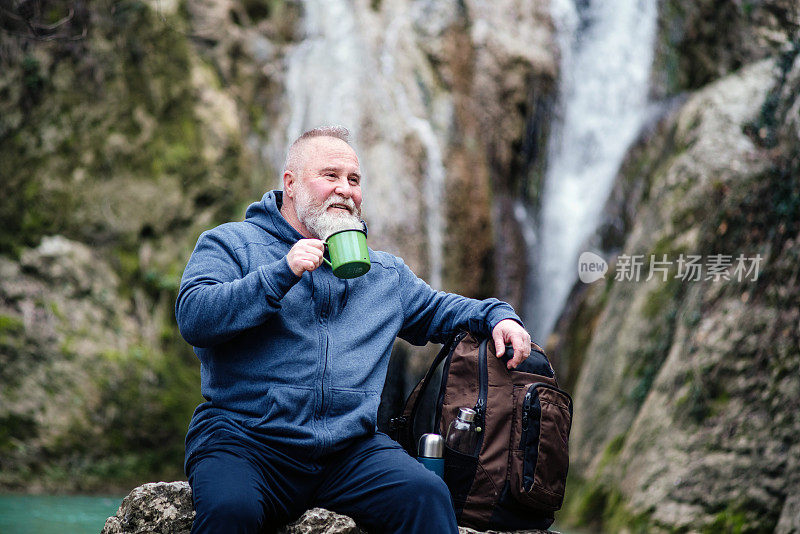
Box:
560, 54, 800, 533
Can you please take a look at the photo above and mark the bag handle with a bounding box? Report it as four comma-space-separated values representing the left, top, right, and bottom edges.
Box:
493, 340, 556, 380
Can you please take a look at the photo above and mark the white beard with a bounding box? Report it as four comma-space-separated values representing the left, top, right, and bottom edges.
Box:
293, 181, 363, 241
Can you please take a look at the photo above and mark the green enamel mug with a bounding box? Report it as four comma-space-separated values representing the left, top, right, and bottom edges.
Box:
323, 229, 371, 279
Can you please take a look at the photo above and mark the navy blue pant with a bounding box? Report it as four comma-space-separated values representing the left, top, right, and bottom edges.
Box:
187, 431, 458, 534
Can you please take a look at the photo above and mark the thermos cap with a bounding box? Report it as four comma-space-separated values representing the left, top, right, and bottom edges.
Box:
457, 407, 477, 423
418, 433, 444, 458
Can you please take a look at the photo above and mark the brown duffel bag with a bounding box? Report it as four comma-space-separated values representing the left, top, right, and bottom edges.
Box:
390, 331, 572, 531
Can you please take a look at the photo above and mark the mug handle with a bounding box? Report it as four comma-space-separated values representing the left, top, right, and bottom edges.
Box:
322, 243, 332, 267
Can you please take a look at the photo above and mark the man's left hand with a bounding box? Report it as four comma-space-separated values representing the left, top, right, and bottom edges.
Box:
491, 319, 532, 369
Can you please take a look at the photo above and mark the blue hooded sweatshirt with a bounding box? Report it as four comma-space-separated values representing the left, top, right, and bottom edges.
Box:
176, 190, 522, 466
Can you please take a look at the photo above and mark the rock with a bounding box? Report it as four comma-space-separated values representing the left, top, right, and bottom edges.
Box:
651, 0, 800, 95
570, 58, 776, 474
102, 482, 194, 534
101, 481, 554, 534
560, 51, 800, 532
0, 235, 171, 492
776, 493, 800, 534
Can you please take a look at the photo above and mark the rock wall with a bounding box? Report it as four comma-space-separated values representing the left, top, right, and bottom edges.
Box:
1, 0, 250, 490
652, 0, 799, 96
555, 24, 800, 534
0, 237, 192, 490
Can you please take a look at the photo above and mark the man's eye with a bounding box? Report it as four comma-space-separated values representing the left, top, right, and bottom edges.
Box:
349, 178, 360, 185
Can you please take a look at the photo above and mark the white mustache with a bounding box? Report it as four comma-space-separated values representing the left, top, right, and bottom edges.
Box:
324, 195, 356, 213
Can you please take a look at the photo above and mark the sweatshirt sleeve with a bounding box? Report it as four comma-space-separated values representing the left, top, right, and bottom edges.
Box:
175, 230, 300, 348
395, 257, 523, 346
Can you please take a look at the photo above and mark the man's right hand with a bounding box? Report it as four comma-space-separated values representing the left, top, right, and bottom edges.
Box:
286, 239, 325, 277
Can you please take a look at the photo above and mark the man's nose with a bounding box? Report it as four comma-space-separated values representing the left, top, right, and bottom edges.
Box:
334, 179, 352, 198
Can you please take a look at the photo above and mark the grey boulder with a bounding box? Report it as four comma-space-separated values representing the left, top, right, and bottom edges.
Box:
101, 481, 552, 534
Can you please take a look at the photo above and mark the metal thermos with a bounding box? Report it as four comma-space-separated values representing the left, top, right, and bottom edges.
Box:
417, 433, 445, 477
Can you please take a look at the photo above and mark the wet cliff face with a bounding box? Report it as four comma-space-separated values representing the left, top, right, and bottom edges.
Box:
0, 0, 242, 490
652, 0, 799, 96
0, 0, 557, 490
557, 23, 800, 534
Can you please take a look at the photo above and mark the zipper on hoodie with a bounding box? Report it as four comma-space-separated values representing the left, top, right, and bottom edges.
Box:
320, 278, 334, 451
321, 332, 328, 413
319, 279, 330, 416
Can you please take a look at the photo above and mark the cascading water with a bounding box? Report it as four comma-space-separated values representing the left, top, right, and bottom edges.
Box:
380, 14, 446, 290
282, 0, 445, 288
284, 0, 364, 144
527, 0, 659, 339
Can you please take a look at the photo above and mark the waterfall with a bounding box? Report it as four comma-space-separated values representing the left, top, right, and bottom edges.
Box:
283, 0, 364, 144
380, 14, 446, 290
283, 0, 445, 288
527, 0, 658, 339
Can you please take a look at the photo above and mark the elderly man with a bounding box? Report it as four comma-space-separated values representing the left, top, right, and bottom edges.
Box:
176, 126, 532, 534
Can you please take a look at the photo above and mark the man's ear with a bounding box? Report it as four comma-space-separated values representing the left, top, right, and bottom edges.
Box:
283, 170, 295, 199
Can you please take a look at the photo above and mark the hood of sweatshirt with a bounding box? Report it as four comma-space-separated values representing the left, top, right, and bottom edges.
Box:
244, 190, 305, 244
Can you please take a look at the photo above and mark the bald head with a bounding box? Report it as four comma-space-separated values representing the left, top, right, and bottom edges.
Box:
284, 125, 352, 174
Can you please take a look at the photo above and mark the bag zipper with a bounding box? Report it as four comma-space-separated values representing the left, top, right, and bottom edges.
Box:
520, 382, 573, 491
472, 338, 489, 455
521, 386, 533, 450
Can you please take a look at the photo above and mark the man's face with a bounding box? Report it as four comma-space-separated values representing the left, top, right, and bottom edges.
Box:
290, 136, 364, 240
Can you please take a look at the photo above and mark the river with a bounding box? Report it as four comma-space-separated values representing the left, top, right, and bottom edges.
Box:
0, 494, 123, 534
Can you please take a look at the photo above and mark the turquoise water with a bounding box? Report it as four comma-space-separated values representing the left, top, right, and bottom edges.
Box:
0, 495, 123, 534
0, 494, 580, 534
